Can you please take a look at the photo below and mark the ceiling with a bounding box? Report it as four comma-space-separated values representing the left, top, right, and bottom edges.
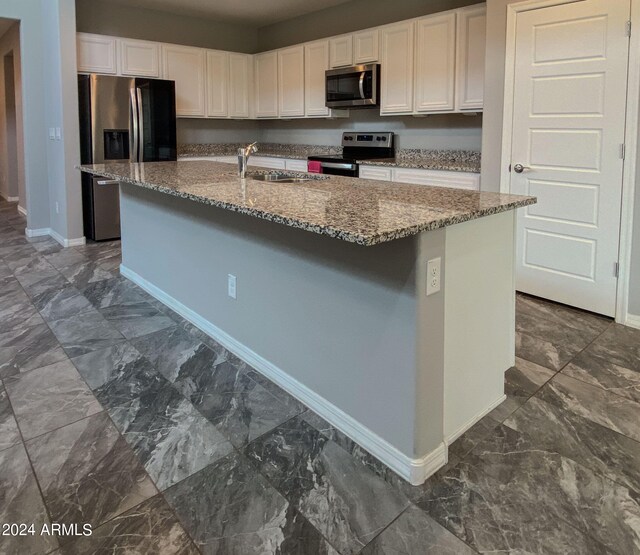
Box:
105, 0, 354, 26
0, 18, 16, 38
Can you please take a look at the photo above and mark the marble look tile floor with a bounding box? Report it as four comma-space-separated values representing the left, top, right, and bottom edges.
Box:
0, 200, 638, 554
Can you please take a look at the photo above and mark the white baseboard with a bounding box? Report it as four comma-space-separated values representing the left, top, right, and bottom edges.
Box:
24, 227, 85, 247
121, 263, 448, 486
49, 228, 86, 247
445, 393, 506, 445
625, 313, 640, 330
17, 205, 27, 217
25, 227, 50, 238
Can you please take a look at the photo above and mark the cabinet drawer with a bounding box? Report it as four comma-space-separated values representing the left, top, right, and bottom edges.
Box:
248, 156, 287, 169
359, 166, 392, 181
285, 159, 309, 172
392, 168, 480, 190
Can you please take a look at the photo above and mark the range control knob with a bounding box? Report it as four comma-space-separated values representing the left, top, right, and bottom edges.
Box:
344, 135, 353, 141
376, 136, 386, 141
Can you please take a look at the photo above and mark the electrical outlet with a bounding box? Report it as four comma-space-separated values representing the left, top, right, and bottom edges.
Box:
227, 274, 237, 299
426, 257, 441, 296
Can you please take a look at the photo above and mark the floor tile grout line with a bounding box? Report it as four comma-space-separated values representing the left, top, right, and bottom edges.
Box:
0, 374, 64, 554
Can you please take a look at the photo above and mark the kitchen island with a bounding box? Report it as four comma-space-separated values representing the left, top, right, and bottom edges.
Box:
79, 160, 535, 485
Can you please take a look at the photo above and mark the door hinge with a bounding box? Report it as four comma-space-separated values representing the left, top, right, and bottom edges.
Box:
614, 262, 620, 278
620, 143, 626, 159
627, 20, 632, 37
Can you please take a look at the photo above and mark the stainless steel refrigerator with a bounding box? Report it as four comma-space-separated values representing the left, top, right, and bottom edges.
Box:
78, 74, 176, 240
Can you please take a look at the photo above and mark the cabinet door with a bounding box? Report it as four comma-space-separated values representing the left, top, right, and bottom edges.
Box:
359, 166, 392, 181
456, 4, 486, 111
380, 22, 414, 114
414, 13, 456, 113
254, 51, 279, 118
120, 39, 159, 77
248, 156, 287, 169
77, 33, 117, 74
228, 53, 251, 119
285, 159, 309, 172
354, 30, 380, 64
278, 45, 305, 117
329, 35, 353, 68
304, 40, 330, 117
162, 45, 206, 117
392, 168, 480, 190
206, 50, 229, 118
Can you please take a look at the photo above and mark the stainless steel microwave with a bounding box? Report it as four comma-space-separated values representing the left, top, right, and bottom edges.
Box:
325, 64, 380, 108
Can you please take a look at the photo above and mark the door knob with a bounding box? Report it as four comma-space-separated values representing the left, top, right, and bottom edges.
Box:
513, 164, 530, 174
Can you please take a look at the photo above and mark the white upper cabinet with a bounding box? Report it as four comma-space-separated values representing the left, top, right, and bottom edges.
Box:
254, 51, 279, 118
162, 44, 206, 117
77, 33, 117, 74
414, 12, 457, 113
120, 38, 159, 77
380, 22, 415, 114
304, 40, 330, 117
278, 45, 305, 117
456, 4, 486, 111
206, 50, 229, 118
353, 29, 379, 64
329, 35, 354, 68
228, 53, 251, 119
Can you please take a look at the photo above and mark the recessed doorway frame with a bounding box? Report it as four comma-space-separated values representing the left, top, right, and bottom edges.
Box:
499, 0, 640, 326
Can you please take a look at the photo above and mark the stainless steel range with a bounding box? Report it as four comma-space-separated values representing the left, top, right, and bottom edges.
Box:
307, 131, 395, 177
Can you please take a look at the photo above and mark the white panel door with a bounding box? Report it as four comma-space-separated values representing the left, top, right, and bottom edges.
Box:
120, 39, 159, 77
329, 35, 353, 68
456, 4, 486, 111
278, 45, 305, 117
380, 22, 415, 114
162, 45, 206, 117
354, 29, 380, 63
510, 0, 630, 316
228, 53, 251, 119
206, 50, 229, 118
414, 12, 457, 113
77, 33, 117, 74
254, 51, 279, 118
305, 40, 330, 117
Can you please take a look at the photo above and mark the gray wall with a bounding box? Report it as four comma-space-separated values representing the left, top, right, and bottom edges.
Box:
481, 0, 640, 318
75, 0, 258, 53
257, 0, 478, 51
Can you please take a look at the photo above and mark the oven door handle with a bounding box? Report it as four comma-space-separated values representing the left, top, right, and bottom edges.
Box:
359, 71, 366, 100
319, 161, 357, 170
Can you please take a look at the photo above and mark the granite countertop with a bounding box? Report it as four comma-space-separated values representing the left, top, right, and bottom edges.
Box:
78, 160, 534, 246
178, 143, 481, 173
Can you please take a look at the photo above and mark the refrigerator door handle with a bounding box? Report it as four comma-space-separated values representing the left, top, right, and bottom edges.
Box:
136, 87, 144, 163
130, 87, 139, 162
129, 89, 139, 162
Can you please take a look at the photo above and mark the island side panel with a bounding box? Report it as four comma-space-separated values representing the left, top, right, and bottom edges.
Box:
443, 210, 516, 442
119, 183, 446, 469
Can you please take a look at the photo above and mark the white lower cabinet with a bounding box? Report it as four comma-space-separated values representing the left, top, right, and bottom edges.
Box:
359, 166, 393, 181
285, 159, 309, 172
392, 168, 480, 190
248, 156, 287, 170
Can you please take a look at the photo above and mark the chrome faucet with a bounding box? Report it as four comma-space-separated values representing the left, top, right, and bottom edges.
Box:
238, 142, 258, 178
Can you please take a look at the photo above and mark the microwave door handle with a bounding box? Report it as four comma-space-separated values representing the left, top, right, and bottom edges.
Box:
130, 87, 139, 162
359, 71, 366, 99
136, 87, 144, 163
